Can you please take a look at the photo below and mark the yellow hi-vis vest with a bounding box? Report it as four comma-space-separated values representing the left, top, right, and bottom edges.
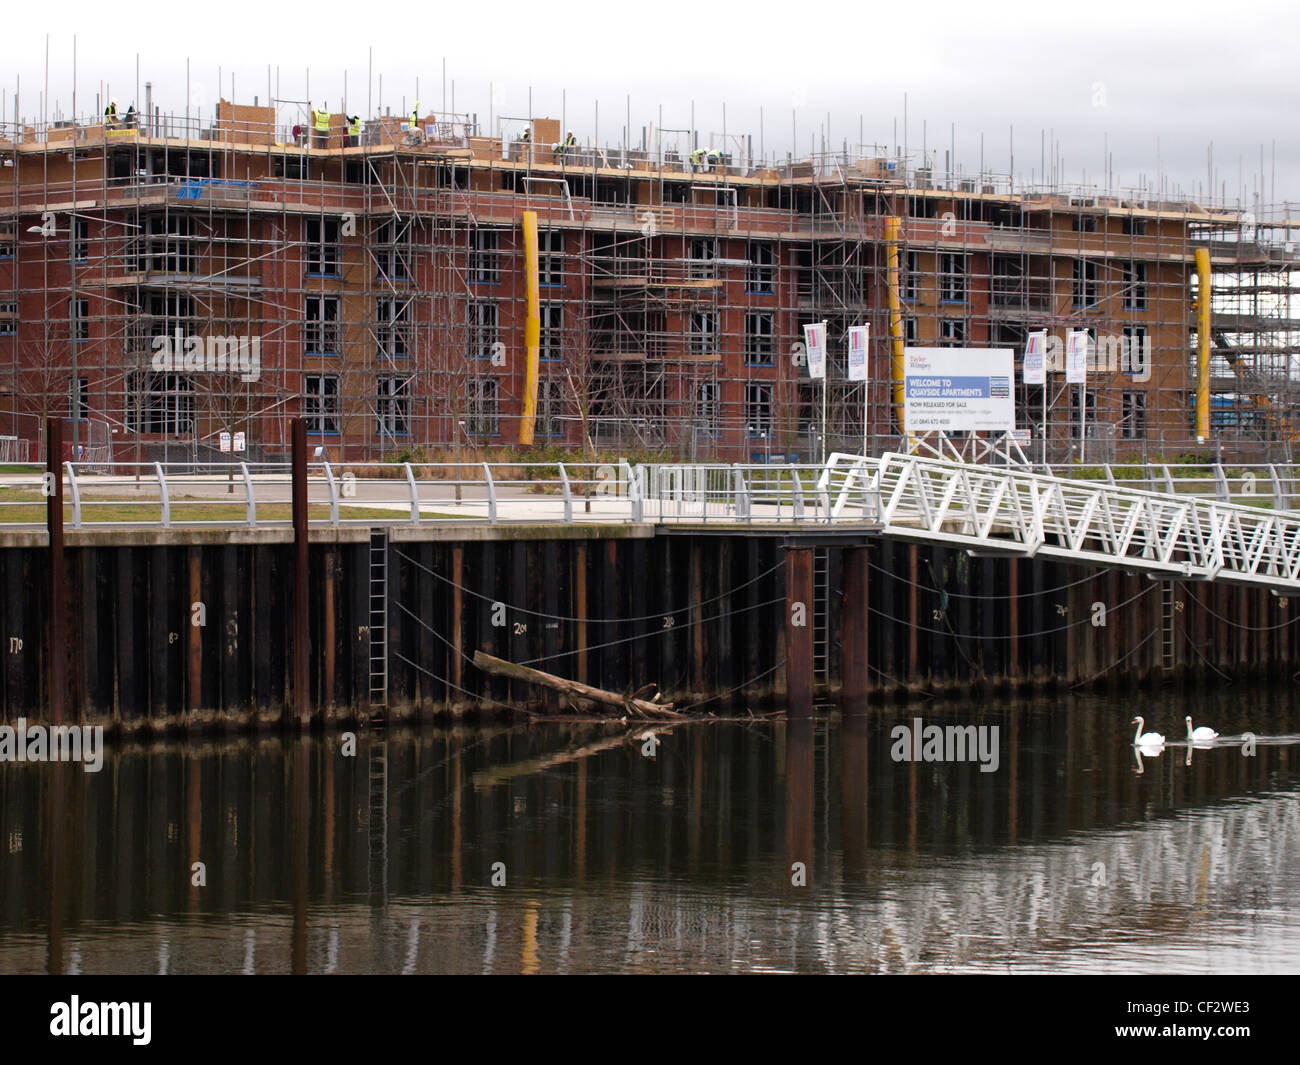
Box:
348, 116, 361, 136
314, 110, 330, 132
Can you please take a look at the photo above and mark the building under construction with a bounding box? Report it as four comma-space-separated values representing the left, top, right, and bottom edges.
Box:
2, 88, 1299, 467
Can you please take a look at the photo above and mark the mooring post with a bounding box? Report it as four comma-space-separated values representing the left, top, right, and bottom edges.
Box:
187, 547, 202, 720
290, 418, 310, 728
784, 545, 814, 718
45, 419, 64, 726
840, 544, 870, 718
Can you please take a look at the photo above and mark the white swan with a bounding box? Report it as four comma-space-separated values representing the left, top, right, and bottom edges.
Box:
1185, 715, 1219, 743
1132, 716, 1165, 747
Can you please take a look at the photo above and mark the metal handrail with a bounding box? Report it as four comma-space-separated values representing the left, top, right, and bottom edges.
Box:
3, 456, 1300, 537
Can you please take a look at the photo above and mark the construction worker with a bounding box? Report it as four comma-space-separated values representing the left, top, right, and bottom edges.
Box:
407, 100, 422, 144
312, 105, 332, 148
123, 103, 138, 130
552, 130, 577, 161
346, 114, 361, 147
520, 126, 531, 142
104, 100, 118, 130
689, 146, 719, 172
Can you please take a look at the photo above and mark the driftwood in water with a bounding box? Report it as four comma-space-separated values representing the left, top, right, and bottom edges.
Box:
472, 651, 682, 719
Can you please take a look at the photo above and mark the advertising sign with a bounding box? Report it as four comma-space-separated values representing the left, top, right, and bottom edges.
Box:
1066, 330, 1090, 384
902, 347, 1016, 433
1023, 330, 1047, 386
847, 325, 869, 382
804, 322, 827, 380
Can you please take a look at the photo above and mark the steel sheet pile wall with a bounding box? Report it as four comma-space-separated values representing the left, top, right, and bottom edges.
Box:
0, 530, 1294, 732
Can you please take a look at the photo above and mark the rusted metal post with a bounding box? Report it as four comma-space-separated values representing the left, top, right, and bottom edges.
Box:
784, 545, 814, 718
1008, 558, 1020, 680
323, 548, 336, 717
907, 544, 920, 683
290, 419, 310, 728
574, 543, 588, 686
46, 419, 64, 726
187, 547, 202, 719
840, 545, 870, 717
450, 546, 464, 696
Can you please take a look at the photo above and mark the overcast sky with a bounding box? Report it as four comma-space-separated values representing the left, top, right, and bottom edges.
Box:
5, 0, 1296, 212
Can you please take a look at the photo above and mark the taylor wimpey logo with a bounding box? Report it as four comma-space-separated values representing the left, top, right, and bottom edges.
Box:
0, 718, 104, 772
151, 329, 262, 382
50, 997, 151, 1045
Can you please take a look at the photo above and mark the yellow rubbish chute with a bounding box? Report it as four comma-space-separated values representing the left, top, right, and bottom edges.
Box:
1194, 247, 1211, 443
885, 216, 906, 439
519, 211, 541, 446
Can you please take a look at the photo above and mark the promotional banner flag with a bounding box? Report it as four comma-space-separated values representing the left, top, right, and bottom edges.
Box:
804, 322, 827, 380
1024, 330, 1047, 386
847, 325, 869, 382
1066, 330, 1089, 384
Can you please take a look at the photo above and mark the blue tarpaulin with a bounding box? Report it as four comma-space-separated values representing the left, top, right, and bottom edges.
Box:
174, 179, 256, 199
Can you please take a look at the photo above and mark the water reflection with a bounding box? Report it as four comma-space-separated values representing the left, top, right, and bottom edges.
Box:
1, 685, 1297, 973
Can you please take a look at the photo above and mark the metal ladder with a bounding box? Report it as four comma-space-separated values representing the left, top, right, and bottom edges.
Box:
813, 546, 830, 682
1160, 580, 1177, 671
368, 528, 388, 707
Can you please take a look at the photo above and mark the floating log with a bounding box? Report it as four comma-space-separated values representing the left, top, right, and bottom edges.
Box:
472, 651, 681, 718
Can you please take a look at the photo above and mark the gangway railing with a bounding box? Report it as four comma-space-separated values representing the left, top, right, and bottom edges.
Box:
868, 452, 1300, 592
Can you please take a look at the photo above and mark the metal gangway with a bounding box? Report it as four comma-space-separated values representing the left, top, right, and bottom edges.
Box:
823, 452, 1300, 593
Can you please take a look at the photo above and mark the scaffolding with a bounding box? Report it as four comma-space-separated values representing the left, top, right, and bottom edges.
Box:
2, 84, 1299, 468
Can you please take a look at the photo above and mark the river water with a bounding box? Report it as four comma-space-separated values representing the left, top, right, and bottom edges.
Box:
1, 684, 1298, 973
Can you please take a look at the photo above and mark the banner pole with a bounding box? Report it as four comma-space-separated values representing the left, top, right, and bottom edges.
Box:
1042, 382, 1048, 467
821, 375, 828, 465
862, 380, 868, 457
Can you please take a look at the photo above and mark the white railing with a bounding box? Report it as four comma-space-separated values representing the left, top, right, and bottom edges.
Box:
1052, 462, 1299, 511
4, 453, 1300, 590
641, 464, 829, 524
0, 460, 643, 529
868, 453, 1300, 591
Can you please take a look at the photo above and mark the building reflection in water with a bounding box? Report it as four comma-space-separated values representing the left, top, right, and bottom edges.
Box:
2, 685, 1298, 973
